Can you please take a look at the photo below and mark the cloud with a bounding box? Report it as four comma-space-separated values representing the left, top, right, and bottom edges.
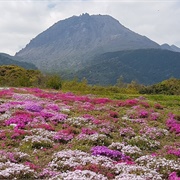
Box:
0, 0, 180, 55
0, 1, 51, 55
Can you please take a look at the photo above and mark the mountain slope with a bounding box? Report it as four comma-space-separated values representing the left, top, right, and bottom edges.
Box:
0, 53, 37, 70
161, 44, 180, 52
15, 13, 160, 72
75, 49, 180, 85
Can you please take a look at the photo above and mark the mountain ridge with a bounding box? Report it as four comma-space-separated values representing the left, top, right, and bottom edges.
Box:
15, 13, 160, 72
0, 53, 37, 70
74, 49, 180, 85
161, 43, 180, 52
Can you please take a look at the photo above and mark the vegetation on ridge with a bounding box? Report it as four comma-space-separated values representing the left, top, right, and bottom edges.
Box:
0, 65, 61, 89
1, 65, 180, 96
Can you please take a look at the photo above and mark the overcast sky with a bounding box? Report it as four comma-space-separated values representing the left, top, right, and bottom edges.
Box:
0, 0, 179, 55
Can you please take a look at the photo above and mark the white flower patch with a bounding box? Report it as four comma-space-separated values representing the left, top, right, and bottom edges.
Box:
121, 116, 146, 124
22, 135, 52, 144
12, 93, 39, 100
21, 134, 53, 148
114, 173, 146, 180
14, 151, 30, 160
61, 107, 70, 112
0, 161, 35, 179
0, 87, 9, 90
31, 128, 56, 140
76, 133, 107, 142
128, 136, 160, 150
136, 155, 180, 171
121, 145, 142, 155
49, 170, 108, 180
66, 117, 92, 126
109, 142, 142, 155
0, 150, 30, 163
0, 111, 11, 121
49, 150, 115, 170
114, 163, 162, 180
122, 116, 132, 121
140, 126, 169, 140
108, 142, 125, 150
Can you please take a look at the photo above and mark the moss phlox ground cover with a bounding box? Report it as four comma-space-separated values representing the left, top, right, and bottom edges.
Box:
0, 87, 179, 179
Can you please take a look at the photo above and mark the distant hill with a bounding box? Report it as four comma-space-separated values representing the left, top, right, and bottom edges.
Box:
0, 53, 37, 70
75, 49, 180, 85
15, 13, 160, 72
161, 44, 180, 53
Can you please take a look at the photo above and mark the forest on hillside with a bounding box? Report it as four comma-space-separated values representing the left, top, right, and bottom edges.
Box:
0, 65, 180, 96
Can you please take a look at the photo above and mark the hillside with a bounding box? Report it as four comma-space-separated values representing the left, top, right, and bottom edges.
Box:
161, 44, 180, 52
0, 53, 37, 70
15, 13, 160, 72
75, 49, 180, 85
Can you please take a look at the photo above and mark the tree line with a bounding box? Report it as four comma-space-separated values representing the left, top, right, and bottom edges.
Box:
0, 65, 179, 95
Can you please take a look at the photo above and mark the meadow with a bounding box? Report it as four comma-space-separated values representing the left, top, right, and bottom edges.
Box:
0, 87, 179, 179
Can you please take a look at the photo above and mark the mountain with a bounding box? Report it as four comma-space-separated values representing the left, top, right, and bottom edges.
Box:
0, 53, 37, 70
15, 13, 160, 72
75, 49, 180, 85
161, 44, 180, 53
171, 45, 180, 52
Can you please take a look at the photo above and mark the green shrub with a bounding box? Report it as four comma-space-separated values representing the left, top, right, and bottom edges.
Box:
45, 74, 62, 90
139, 78, 180, 95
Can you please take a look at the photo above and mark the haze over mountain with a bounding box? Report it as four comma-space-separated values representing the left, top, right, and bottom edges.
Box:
0, 53, 37, 70
161, 44, 180, 53
14, 13, 180, 85
76, 49, 180, 85
15, 13, 160, 72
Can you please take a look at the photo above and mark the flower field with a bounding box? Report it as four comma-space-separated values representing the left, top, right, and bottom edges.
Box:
0, 87, 179, 179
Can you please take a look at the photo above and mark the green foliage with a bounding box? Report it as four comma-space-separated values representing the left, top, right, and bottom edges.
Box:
139, 78, 180, 95
45, 74, 62, 90
0, 65, 62, 90
62, 79, 139, 97
0, 65, 42, 87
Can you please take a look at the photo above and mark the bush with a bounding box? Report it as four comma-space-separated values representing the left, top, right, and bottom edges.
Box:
139, 78, 180, 95
45, 75, 62, 90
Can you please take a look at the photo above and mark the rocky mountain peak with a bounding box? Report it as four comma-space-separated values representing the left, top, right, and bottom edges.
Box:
15, 14, 160, 72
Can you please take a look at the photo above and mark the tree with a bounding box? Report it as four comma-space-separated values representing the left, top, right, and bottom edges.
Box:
116, 76, 127, 88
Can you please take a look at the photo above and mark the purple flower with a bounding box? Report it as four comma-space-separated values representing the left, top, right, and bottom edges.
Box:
91, 146, 129, 161
81, 128, 96, 135
49, 113, 68, 122
5, 113, 32, 129
53, 131, 74, 142
167, 149, 180, 157
168, 172, 180, 180
25, 104, 43, 112
139, 110, 148, 118
166, 114, 180, 134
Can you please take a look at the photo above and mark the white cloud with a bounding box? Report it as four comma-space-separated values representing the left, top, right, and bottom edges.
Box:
0, 0, 179, 55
